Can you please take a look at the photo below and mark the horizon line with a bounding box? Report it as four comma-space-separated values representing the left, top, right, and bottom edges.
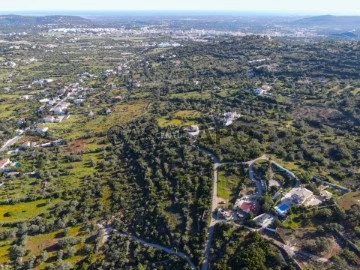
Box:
1, 10, 359, 16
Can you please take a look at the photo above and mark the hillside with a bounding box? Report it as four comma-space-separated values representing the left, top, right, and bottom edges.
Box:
0, 15, 90, 29
294, 15, 360, 28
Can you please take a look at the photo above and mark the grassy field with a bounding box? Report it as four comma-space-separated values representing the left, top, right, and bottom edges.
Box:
0, 241, 11, 264
217, 166, 243, 202
158, 109, 201, 127
25, 224, 95, 269
337, 191, 360, 210
173, 110, 201, 118
282, 213, 303, 229
0, 199, 60, 223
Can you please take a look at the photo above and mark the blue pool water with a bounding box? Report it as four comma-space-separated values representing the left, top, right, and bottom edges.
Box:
277, 203, 290, 212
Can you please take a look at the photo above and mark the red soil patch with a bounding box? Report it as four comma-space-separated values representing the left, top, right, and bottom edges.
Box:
68, 139, 88, 154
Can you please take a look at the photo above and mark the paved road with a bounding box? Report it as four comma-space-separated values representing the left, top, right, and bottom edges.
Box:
195, 149, 311, 270
313, 177, 351, 193
98, 224, 196, 270
196, 148, 269, 270
196, 147, 219, 270
248, 166, 264, 197
243, 154, 268, 166
245, 155, 301, 190
0, 135, 23, 152
271, 161, 300, 188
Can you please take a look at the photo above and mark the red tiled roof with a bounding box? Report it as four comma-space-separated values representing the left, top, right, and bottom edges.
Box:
0, 158, 10, 169
240, 202, 258, 213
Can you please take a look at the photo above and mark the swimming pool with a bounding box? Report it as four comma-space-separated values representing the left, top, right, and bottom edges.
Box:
275, 203, 291, 216
277, 203, 290, 212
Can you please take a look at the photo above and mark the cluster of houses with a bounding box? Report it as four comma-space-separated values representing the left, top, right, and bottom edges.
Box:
37, 81, 93, 124
214, 158, 336, 231
20, 139, 63, 150
116, 61, 132, 76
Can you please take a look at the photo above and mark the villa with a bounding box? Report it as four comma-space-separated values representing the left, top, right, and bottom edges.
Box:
275, 187, 313, 216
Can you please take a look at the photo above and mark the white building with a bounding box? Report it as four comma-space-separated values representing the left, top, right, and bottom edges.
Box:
186, 125, 200, 136
253, 213, 276, 228
283, 187, 313, 205
254, 88, 266, 95
36, 127, 49, 133
221, 112, 240, 126
43, 116, 56, 123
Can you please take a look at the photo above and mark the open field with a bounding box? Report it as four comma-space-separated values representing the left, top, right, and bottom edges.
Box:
0, 199, 60, 223
337, 191, 360, 210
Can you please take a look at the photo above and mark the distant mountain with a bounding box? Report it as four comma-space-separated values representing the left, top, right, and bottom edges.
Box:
0, 15, 90, 27
294, 15, 360, 28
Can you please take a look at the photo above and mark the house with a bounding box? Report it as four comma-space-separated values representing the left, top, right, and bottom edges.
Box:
43, 116, 56, 123
111, 96, 123, 102
253, 213, 276, 228
186, 125, 200, 136
275, 187, 313, 216
254, 88, 266, 95
0, 158, 10, 171
254, 85, 272, 96
217, 208, 232, 220
53, 139, 63, 145
39, 98, 50, 103
40, 142, 52, 147
261, 84, 272, 91
221, 112, 240, 126
21, 95, 34, 100
20, 141, 32, 149
17, 118, 26, 126
239, 201, 258, 214
51, 104, 69, 115
158, 42, 171, 48
134, 80, 141, 88
38, 106, 46, 112
320, 190, 333, 200
6, 172, 20, 178
74, 99, 85, 105
284, 187, 313, 205
35, 127, 49, 133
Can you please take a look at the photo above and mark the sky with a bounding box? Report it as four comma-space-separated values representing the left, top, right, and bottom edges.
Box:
0, 0, 359, 15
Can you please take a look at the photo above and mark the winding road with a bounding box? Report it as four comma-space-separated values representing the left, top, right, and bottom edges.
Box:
98, 224, 196, 270
196, 147, 267, 270
197, 149, 310, 270
100, 146, 325, 270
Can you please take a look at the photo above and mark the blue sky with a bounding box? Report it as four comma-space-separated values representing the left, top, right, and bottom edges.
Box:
0, 0, 359, 15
